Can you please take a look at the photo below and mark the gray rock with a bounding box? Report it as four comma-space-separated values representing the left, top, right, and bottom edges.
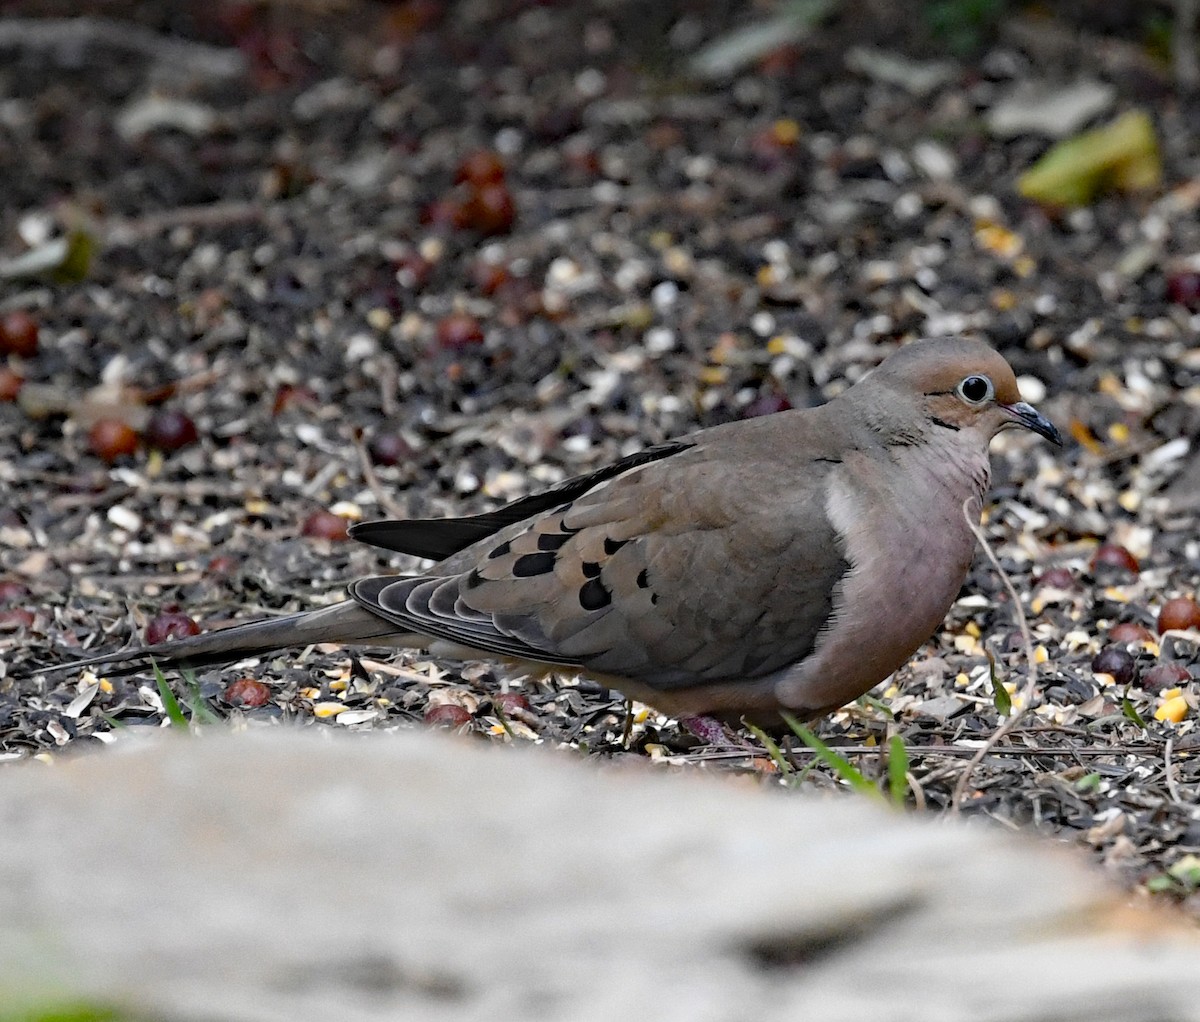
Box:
0, 730, 1197, 1021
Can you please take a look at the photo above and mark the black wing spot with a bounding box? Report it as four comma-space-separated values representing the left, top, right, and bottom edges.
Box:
636, 569, 650, 589
579, 577, 612, 610
603, 537, 629, 556
929, 415, 960, 432
488, 539, 512, 559
512, 552, 557, 577
537, 532, 572, 552
465, 568, 485, 589
650, 592, 659, 606
815, 456, 842, 464
581, 560, 602, 578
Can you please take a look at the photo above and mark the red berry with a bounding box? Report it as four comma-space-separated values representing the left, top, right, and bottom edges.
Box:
1109, 621, 1155, 644
367, 432, 413, 467
0, 608, 34, 630
0, 580, 31, 604
206, 555, 239, 576
1091, 646, 1138, 686
492, 692, 531, 714
1166, 271, 1200, 311
0, 367, 24, 401
145, 611, 201, 645
1158, 597, 1200, 634
464, 182, 515, 236
1090, 544, 1139, 576
223, 677, 272, 708
436, 313, 485, 351
742, 393, 793, 419
424, 703, 472, 728
88, 419, 139, 463
301, 510, 349, 541
0, 311, 39, 357
1143, 662, 1192, 688
145, 410, 198, 452
271, 384, 317, 417
455, 150, 506, 187
1034, 567, 1076, 590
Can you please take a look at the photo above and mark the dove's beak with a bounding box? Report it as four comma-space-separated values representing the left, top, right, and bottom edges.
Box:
1002, 401, 1063, 446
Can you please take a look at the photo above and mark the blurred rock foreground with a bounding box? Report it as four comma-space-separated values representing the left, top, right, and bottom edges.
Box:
0, 731, 1198, 1021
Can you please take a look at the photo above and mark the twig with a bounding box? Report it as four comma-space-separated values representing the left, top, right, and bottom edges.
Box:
950, 499, 1041, 813
353, 431, 407, 519
1165, 736, 1185, 805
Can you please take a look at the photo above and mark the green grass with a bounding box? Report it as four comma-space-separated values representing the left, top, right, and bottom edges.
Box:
151, 663, 218, 731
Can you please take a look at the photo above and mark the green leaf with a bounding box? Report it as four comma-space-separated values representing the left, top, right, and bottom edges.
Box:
152, 662, 190, 731
1167, 854, 1200, 891
1120, 688, 1148, 729
1074, 771, 1102, 792
1017, 110, 1162, 207
887, 735, 909, 807
987, 650, 1012, 716
782, 713, 883, 801
1146, 873, 1178, 894
0, 229, 94, 282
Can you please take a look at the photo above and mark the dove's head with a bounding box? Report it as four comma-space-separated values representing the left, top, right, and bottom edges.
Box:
866, 337, 1062, 447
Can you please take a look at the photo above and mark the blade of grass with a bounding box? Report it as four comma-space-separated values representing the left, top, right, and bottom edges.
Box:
987, 650, 1012, 716
887, 734, 909, 807
180, 669, 218, 726
1121, 688, 1148, 728
152, 661, 189, 731
781, 712, 882, 801
744, 721, 794, 778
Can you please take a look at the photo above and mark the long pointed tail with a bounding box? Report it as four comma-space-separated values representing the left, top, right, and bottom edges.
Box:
37, 601, 418, 678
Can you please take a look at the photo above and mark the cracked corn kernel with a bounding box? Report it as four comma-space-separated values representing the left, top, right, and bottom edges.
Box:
299, 687, 322, 700
974, 222, 1024, 259
1034, 645, 1049, 664
955, 672, 970, 688
757, 264, 782, 288
1155, 696, 1189, 723
954, 634, 981, 654
312, 702, 347, 718
965, 621, 981, 638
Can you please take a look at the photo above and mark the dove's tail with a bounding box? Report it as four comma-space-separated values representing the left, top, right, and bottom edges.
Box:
36, 601, 418, 678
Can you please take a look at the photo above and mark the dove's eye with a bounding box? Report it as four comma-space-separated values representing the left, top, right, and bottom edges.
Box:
957, 375, 994, 404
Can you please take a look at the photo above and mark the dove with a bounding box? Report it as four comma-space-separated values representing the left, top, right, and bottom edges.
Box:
41, 337, 1061, 723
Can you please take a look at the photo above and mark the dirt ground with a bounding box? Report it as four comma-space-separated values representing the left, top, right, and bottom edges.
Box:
2, 0, 1200, 909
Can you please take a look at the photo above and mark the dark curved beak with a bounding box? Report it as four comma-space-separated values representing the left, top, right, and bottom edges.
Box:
1002, 401, 1063, 446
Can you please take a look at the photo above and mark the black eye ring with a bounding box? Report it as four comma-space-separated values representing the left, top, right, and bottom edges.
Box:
957, 375, 994, 404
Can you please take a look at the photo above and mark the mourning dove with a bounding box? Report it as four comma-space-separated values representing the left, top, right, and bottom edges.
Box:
44, 338, 1061, 723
